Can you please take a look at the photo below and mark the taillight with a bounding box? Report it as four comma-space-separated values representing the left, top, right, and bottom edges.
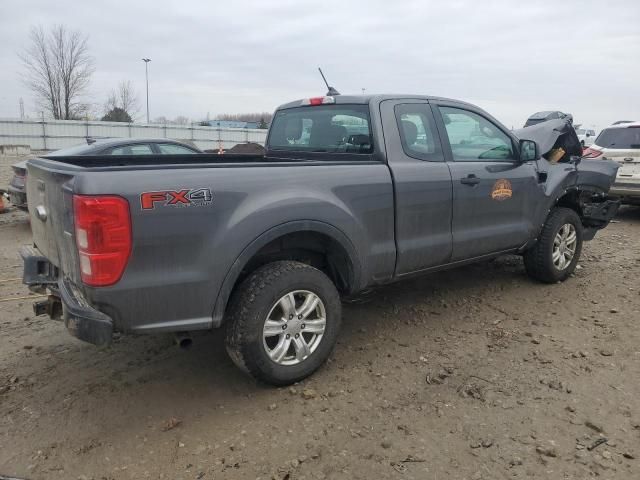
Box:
302, 96, 336, 106
73, 195, 132, 286
582, 147, 603, 159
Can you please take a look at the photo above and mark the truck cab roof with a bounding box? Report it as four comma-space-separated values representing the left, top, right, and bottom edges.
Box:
276, 94, 477, 110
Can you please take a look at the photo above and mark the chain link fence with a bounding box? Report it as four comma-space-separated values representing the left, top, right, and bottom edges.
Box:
0, 118, 268, 152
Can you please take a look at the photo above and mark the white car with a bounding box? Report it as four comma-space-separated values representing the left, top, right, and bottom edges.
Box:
583, 121, 640, 204
575, 127, 597, 147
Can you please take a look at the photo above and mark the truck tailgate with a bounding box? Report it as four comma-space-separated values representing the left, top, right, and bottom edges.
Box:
26, 160, 80, 283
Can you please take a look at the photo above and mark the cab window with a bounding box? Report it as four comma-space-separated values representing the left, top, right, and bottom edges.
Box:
109, 144, 154, 155
394, 103, 441, 161
438, 107, 515, 161
157, 143, 197, 154
269, 105, 372, 154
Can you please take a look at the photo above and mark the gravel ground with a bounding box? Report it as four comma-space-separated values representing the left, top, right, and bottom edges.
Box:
0, 206, 638, 480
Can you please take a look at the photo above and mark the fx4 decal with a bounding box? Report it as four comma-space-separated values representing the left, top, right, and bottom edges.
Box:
141, 188, 213, 210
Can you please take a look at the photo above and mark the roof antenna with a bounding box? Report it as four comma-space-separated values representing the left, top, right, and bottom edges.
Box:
318, 67, 340, 96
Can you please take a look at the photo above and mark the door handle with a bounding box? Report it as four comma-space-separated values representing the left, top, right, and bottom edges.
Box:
460, 175, 480, 186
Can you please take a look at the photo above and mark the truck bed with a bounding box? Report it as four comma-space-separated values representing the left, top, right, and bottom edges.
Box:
40, 152, 267, 168
38, 152, 376, 170
25, 153, 396, 337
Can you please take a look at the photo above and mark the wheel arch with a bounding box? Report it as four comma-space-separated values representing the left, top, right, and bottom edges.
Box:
211, 221, 362, 327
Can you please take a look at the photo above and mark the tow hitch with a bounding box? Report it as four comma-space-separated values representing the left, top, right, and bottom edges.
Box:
33, 295, 63, 319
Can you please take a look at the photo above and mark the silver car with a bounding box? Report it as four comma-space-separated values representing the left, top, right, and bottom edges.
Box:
7, 138, 201, 210
583, 122, 640, 204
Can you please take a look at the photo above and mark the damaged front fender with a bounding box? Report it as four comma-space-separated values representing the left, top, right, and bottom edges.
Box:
515, 120, 620, 242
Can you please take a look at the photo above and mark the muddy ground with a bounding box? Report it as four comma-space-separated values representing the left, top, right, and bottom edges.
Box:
0, 200, 638, 480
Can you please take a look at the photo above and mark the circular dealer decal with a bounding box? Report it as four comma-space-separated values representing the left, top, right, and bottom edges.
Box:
491, 179, 512, 201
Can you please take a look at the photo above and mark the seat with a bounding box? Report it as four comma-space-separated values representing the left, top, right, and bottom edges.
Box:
400, 119, 434, 155
346, 134, 372, 153
310, 124, 348, 149
401, 120, 418, 146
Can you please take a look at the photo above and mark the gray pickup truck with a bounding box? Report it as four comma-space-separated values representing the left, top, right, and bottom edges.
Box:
22, 94, 619, 385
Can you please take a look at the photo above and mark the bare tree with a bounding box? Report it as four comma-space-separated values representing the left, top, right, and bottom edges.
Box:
20, 25, 94, 119
173, 116, 190, 125
105, 80, 139, 119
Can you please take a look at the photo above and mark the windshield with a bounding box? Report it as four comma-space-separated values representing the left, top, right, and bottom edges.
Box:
595, 127, 640, 149
268, 104, 373, 154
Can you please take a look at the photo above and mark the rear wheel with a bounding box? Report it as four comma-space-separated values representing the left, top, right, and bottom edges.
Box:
225, 261, 341, 385
524, 207, 583, 283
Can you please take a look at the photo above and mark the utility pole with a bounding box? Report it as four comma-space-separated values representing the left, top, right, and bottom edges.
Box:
142, 58, 151, 123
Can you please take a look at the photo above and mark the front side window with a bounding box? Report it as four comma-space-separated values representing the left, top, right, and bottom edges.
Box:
157, 143, 197, 154
110, 144, 154, 155
394, 103, 441, 161
269, 105, 372, 154
439, 107, 515, 161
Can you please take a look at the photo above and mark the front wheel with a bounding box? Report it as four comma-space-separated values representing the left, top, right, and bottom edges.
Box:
225, 261, 341, 385
524, 207, 583, 283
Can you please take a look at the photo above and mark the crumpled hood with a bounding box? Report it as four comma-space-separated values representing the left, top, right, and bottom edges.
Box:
514, 119, 582, 158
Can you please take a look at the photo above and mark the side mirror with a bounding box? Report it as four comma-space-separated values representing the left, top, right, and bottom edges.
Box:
519, 139, 538, 162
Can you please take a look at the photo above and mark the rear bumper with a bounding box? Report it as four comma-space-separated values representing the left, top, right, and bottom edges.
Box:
59, 277, 114, 346
21, 246, 113, 346
610, 182, 640, 200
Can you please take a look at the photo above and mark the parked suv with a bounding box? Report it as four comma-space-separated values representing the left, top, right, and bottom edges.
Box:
575, 127, 597, 148
583, 122, 640, 204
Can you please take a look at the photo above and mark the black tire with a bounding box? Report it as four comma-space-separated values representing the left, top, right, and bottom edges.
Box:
524, 207, 583, 283
224, 261, 341, 386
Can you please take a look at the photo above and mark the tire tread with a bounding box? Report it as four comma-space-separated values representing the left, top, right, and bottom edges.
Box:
524, 207, 582, 283
224, 261, 340, 385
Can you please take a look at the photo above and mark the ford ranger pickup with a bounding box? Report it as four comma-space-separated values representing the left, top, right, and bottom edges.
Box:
21, 94, 620, 385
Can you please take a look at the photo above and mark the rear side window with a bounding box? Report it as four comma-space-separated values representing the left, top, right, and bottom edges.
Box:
157, 143, 197, 154
394, 104, 441, 161
439, 107, 515, 161
109, 144, 154, 155
269, 105, 373, 154
595, 127, 640, 149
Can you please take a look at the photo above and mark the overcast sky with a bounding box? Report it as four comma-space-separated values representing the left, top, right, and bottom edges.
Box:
0, 0, 638, 130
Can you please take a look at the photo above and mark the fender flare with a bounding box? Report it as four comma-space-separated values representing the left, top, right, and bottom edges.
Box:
210, 220, 362, 327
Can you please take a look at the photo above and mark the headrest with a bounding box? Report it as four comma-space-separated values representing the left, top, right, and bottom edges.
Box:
401, 120, 418, 145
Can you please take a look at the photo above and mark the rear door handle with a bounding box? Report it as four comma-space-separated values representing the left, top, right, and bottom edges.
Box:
460, 175, 480, 186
